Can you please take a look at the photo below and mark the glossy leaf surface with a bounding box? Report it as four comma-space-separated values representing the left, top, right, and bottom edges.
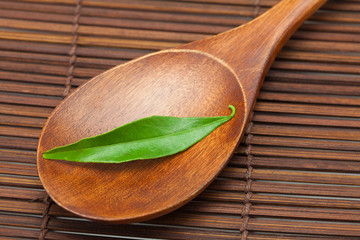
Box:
43, 105, 236, 163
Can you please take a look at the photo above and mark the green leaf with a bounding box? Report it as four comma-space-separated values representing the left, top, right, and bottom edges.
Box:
43, 105, 236, 163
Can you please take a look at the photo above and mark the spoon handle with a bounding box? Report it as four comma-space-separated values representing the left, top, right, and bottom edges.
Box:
183, 0, 327, 116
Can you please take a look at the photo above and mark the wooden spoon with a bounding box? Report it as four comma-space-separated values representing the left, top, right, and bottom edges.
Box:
37, 0, 327, 223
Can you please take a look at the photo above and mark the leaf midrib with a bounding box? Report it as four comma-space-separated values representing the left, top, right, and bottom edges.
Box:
56, 116, 230, 153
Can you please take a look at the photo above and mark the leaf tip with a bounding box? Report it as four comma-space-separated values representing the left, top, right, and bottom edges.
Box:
43, 149, 58, 160
228, 105, 236, 118
42, 152, 50, 159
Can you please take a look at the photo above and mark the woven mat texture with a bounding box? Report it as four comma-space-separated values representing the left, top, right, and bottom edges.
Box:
0, 0, 360, 239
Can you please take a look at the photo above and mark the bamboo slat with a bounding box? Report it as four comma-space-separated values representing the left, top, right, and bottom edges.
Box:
301, 22, 360, 34
206, 179, 360, 198
278, 50, 360, 64
0, 104, 52, 118
0, 162, 38, 176
0, 94, 60, 108
0, 149, 36, 163
0, 125, 41, 138
285, 40, 360, 53
220, 167, 360, 185
1, 0, 360, 239
248, 135, 360, 151
252, 113, 360, 128
0, 175, 42, 189
258, 92, 360, 106
262, 81, 360, 95
1, 82, 66, 96
272, 61, 360, 75
0, 115, 46, 128
250, 124, 360, 141
251, 193, 360, 210
234, 155, 360, 172
0, 226, 40, 239
0, 136, 38, 150
0, 18, 210, 42
248, 145, 360, 161
248, 218, 360, 236
0, 186, 45, 200
250, 205, 360, 222
266, 71, 360, 85
255, 102, 360, 117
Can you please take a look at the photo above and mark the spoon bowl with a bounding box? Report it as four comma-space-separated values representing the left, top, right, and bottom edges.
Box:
38, 50, 245, 223
37, 0, 327, 223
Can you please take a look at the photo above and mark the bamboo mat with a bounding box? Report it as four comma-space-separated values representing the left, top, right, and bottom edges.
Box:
0, 0, 360, 239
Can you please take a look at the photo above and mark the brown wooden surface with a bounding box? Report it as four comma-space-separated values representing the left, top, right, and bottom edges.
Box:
37, 0, 326, 224
1, 0, 360, 239
37, 50, 246, 223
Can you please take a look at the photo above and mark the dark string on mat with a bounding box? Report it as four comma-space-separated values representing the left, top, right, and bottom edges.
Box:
63, 0, 82, 97
39, 195, 52, 240
39, 1, 82, 239
240, 121, 254, 240
254, 0, 261, 17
